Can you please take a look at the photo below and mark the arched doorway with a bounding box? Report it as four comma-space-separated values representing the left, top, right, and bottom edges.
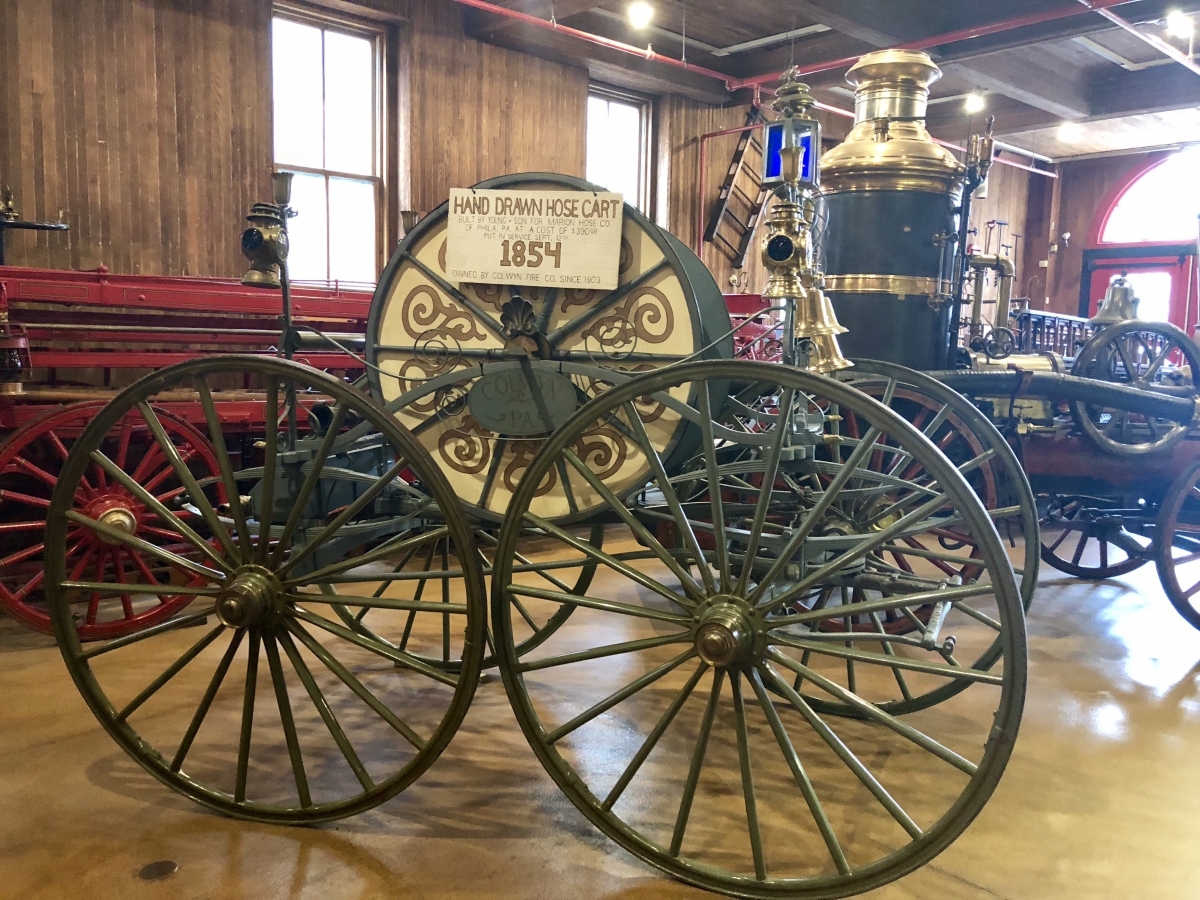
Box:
1082, 148, 1200, 330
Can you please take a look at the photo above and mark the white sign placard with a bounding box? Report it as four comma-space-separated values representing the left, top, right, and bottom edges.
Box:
446, 188, 624, 290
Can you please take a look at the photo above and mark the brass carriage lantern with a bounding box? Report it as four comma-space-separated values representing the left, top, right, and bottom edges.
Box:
241, 202, 289, 290
760, 67, 850, 374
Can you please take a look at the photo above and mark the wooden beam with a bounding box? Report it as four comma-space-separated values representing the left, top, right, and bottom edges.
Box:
945, 53, 1091, 119
464, 0, 598, 39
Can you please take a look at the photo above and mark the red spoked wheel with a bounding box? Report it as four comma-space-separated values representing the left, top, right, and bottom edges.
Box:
0, 401, 222, 639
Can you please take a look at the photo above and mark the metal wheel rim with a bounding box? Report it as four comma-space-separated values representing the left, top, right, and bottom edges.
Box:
1070, 320, 1200, 456
1156, 458, 1200, 629
1038, 493, 1152, 579
491, 359, 1027, 899
45, 355, 487, 824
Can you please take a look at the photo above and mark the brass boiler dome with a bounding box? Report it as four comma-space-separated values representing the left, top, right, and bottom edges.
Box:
819, 50, 968, 371
821, 50, 966, 194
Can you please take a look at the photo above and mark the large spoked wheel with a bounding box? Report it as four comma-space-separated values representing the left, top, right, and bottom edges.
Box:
1070, 320, 1200, 456
0, 401, 221, 639
44, 355, 486, 824
1038, 493, 1152, 579
366, 171, 732, 523
492, 360, 1026, 899
837, 359, 1039, 615
1156, 459, 1200, 629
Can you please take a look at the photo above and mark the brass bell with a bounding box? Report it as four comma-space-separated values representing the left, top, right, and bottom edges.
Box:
1090, 274, 1139, 324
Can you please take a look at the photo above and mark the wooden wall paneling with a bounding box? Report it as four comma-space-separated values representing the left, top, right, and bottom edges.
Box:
404, 0, 587, 214
0, 0, 272, 276
1046, 152, 1155, 314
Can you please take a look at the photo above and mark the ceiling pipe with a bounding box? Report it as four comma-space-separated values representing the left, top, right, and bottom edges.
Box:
728, 0, 1144, 91
449, 0, 735, 85
1076, 0, 1200, 77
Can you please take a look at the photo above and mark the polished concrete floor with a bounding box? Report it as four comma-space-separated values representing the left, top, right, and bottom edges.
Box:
4, 557, 1200, 900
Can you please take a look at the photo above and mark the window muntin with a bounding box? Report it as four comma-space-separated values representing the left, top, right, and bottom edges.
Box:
586, 89, 650, 213
1101, 147, 1200, 244
272, 14, 380, 284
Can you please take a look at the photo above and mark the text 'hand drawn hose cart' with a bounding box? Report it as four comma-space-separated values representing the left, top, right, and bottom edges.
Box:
29, 57, 1042, 900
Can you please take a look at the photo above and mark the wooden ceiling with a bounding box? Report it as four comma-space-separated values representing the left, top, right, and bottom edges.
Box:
465, 0, 1200, 157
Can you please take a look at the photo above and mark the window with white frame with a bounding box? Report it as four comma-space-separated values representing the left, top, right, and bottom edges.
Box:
272, 13, 381, 284
586, 88, 650, 213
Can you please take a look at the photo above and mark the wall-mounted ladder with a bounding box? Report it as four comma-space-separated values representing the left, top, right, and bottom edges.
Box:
703, 108, 770, 270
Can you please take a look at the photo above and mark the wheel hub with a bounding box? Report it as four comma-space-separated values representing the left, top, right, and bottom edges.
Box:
216, 566, 282, 629
694, 597, 760, 667
84, 495, 140, 545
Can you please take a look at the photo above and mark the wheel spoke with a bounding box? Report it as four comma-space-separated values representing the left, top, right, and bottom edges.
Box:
748, 425, 885, 606
767, 649, 978, 776
735, 389, 795, 597
730, 674, 767, 881
284, 622, 426, 750
257, 379, 280, 564
747, 668, 851, 874
271, 403, 350, 565
171, 629, 245, 772
289, 526, 444, 587
507, 583, 692, 625
137, 402, 239, 562
196, 379, 252, 552
89, 449, 233, 573
291, 605, 459, 687
756, 490, 952, 613
622, 401, 716, 595
276, 625, 374, 793
561, 447, 705, 602
769, 632, 1003, 684
116, 625, 225, 722
670, 668, 725, 857
522, 511, 688, 608
545, 259, 670, 346
602, 663, 708, 811
290, 592, 469, 615
79, 607, 217, 659
543, 650, 696, 744
697, 381, 732, 591
263, 633, 313, 807
518, 631, 690, 672
234, 630, 261, 804
760, 664, 923, 839
64, 510, 225, 583
278, 456, 417, 579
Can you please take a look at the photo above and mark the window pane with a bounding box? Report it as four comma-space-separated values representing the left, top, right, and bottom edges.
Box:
587, 94, 644, 210
1116, 271, 1174, 322
285, 171, 329, 282
272, 19, 324, 169
328, 177, 377, 283
1102, 147, 1200, 243
324, 31, 375, 176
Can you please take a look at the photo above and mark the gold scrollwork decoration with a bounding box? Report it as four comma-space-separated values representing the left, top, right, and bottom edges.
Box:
400, 284, 488, 344
503, 440, 557, 498
438, 415, 493, 475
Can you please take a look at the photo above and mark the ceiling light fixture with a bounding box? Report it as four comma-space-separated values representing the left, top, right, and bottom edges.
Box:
1058, 121, 1085, 144
965, 93, 986, 113
628, 2, 654, 30
1167, 10, 1194, 38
